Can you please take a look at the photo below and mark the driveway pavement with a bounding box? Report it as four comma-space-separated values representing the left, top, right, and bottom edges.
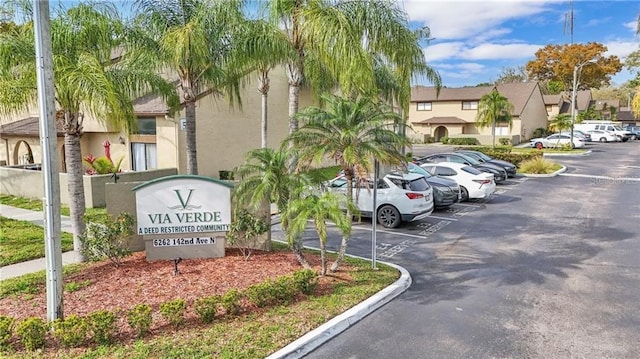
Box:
296, 141, 640, 358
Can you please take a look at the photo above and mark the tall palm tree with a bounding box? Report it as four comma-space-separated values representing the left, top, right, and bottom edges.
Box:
549, 113, 572, 133
285, 191, 352, 275
233, 19, 295, 148
286, 94, 409, 272
131, 0, 247, 174
475, 89, 514, 148
0, 3, 178, 258
233, 147, 311, 267
267, 0, 436, 134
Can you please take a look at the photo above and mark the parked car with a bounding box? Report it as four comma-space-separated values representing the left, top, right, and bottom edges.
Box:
559, 130, 591, 142
324, 172, 434, 228
529, 133, 585, 149
454, 150, 517, 177
574, 122, 632, 142
414, 153, 507, 183
585, 130, 619, 143
407, 163, 460, 209
623, 126, 640, 140
419, 162, 495, 202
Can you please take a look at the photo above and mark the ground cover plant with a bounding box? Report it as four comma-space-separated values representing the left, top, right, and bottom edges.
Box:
0, 218, 74, 266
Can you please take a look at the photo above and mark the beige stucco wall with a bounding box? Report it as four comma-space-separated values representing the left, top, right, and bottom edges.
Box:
518, 89, 549, 140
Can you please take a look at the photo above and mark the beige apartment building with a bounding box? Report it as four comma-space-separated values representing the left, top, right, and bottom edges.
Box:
0, 67, 312, 180
408, 82, 550, 145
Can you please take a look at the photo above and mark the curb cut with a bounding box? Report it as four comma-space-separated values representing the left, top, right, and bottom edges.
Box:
267, 260, 411, 359
520, 165, 567, 178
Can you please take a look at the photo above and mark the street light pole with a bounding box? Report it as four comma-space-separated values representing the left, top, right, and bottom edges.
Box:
570, 60, 596, 145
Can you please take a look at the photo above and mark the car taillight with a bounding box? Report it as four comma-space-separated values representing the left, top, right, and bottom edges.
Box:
472, 179, 491, 185
405, 192, 424, 200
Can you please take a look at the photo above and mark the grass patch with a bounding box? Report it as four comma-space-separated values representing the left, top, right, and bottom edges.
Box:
0, 264, 84, 299
0, 194, 107, 218
511, 147, 587, 155
0, 217, 74, 266
517, 157, 563, 174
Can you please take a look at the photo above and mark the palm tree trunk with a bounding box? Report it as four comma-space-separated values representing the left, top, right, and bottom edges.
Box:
319, 238, 327, 276
281, 212, 310, 268
330, 176, 353, 272
492, 120, 496, 148
286, 64, 302, 134
63, 117, 86, 262
185, 100, 198, 174
258, 72, 270, 149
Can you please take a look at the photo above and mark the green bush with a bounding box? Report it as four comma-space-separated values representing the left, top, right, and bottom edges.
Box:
498, 138, 511, 145
194, 295, 221, 323
440, 136, 449, 144
16, 317, 48, 351
159, 299, 187, 328
87, 310, 117, 345
293, 269, 318, 295
245, 276, 297, 308
0, 315, 15, 347
532, 127, 549, 138
221, 289, 242, 316
80, 212, 134, 267
52, 314, 87, 348
126, 304, 153, 338
518, 157, 561, 174
447, 137, 480, 145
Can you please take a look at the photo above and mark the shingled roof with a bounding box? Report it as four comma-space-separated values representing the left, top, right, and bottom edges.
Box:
411, 116, 468, 125
0, 117, 65, 139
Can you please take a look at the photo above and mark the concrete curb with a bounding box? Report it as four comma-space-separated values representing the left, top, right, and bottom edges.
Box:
520, 165, 567, 178
267, 260, 411, 359
542, 149, 592, 157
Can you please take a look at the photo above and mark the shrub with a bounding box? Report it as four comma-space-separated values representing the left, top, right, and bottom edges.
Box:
194, 295, 221, 323
447, 137, 479, 145
498, 138, 511, 145
221, 289, 242, 316
87, 310, 117, 345
225, 208, 269, 260
532, 127, 549, 138
16, 317, 48, 351
293, 269, 318, 295
126, 304, 153, 338
159, 299, 187, 328
80, 212, 134, 267
518, 157, 561, 174
245, 276, 297, 308
440, 136, 449, 144
52, 314, 87, 348
0, 315, 14, 347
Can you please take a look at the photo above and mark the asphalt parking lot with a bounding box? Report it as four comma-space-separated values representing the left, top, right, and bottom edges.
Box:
292, 140, 640, 359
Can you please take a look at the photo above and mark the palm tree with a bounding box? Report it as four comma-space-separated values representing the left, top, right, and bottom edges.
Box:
286, 94, 409, 272
131, 0, 247, 174
267, 0, 435, 134
549, 113, 572, 133
475, 89, 514, 148
285, 191, 352, 275
233, 147, 311, 267
232, 19, 295, 148
0, 3, 178, 259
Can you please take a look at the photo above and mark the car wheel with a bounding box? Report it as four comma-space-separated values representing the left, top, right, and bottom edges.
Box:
377, 205, 401, 228
535, 142, 543, 150
600, 137, 607, 143
460, 186, 469, 202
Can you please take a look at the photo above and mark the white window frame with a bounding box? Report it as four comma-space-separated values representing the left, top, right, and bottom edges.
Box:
416, 102, 432, 111
462, 101, 478, 110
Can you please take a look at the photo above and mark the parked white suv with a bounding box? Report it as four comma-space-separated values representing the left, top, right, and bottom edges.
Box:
324, 172, 434, 228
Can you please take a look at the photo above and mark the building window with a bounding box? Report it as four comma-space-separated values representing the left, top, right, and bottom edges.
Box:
462, 101, 478, 110
136, 117, 157, 135
131, 143, 157, 171
496, 126, 509, 135
416, 102, 432, 111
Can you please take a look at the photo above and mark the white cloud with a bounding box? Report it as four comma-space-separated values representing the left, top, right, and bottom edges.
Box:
403, 0, 554, 40
460, 43, 543, 60
604, 40, 638, 60
423, 42, 465, 62
623, 20, 637, 32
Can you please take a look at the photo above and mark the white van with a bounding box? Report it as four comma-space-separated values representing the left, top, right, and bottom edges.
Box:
574, 121, 632, 142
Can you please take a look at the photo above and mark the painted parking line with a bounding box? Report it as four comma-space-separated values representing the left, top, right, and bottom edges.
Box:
351, 225, 426, 239
451, 202, 482, 208
428, 214, 459, 221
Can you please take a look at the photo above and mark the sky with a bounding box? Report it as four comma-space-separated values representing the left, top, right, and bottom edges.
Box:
401, 0, 639, 88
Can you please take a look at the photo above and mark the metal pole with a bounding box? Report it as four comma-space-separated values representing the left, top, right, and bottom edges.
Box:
34, 0, 64, 321
371, 160, 378, 269
570, 65, 578, 144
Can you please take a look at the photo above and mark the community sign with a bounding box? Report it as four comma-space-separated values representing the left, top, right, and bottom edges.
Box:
132, 175, 232, 260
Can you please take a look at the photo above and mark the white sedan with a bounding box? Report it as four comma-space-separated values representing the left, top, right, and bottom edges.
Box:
586, 130, 619, 143
529, 133, 585, 149
419, 162, 495, 202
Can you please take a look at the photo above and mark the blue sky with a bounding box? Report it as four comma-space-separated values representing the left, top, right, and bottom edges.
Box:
403, 0, 639, 88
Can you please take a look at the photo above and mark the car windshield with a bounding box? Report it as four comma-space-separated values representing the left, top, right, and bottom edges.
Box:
461, 166, 483, 175
407, 177, 430, 191
456, 153, 481, 165
471, 151, 492, 161
408, 163, 433, 178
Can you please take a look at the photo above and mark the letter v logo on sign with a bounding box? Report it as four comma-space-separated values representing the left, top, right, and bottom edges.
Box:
168, 189, 202, 210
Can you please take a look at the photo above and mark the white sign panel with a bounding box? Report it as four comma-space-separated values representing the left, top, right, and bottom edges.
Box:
133, 176, 232, 236
152, 237, 216, 247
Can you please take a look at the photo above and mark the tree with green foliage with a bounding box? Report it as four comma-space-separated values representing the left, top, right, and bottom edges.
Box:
131, 0, 248, 174
549, 113, 572, 132
233, 147, 311, 267
286, 94, 409, 272
285, 191, 352, 275
0, 3, 178, 259
475, 90, 514, 148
